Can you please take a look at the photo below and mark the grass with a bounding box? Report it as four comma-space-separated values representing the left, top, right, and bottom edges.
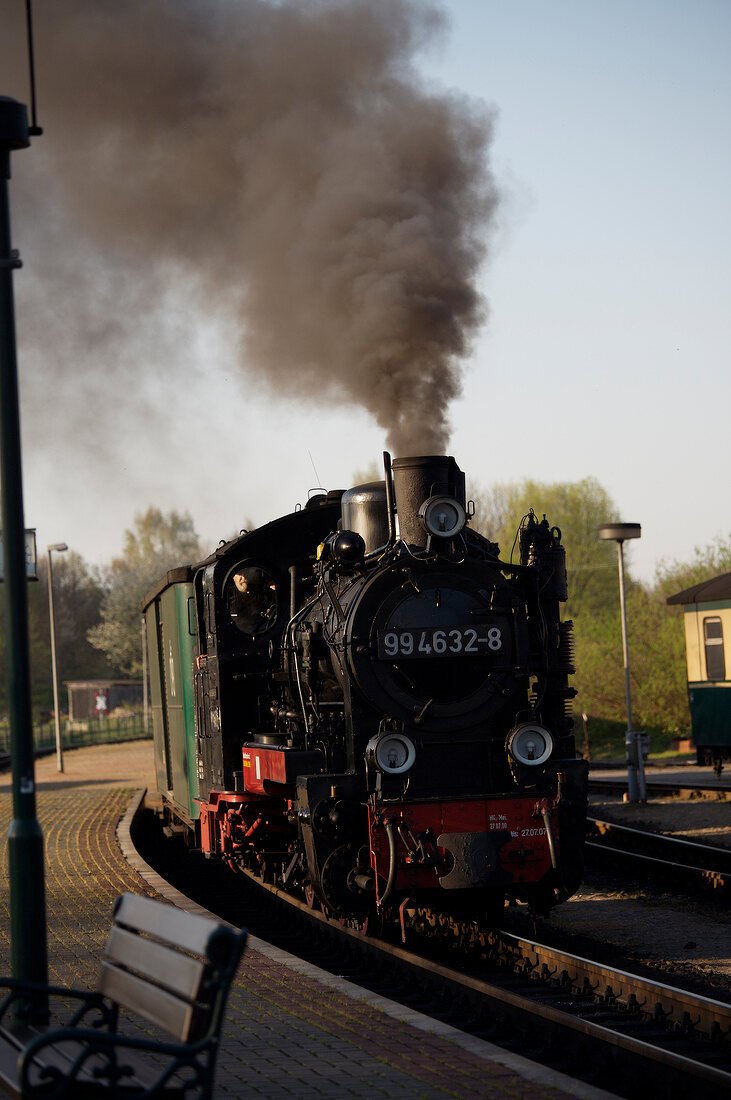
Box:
576, 717, 694, 763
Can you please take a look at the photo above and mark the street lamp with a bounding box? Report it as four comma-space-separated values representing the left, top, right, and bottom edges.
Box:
1, 92, 49, 1001
598, 522, 646, 802
47, 543, 68, 772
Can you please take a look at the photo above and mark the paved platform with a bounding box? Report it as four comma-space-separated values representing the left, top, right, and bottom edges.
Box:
0, 743, 618, 1098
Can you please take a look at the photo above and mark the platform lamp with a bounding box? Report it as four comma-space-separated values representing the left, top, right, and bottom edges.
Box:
597, 522, 646, 802
1, 7, 50, 1008
47, 543, 68, 772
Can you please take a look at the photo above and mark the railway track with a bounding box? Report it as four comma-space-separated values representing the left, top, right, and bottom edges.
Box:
587, 817, 731, 897
135, 805, 731, 1100
588, 775, 729, 801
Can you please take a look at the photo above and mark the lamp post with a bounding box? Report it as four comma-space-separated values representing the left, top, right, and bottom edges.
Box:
47, 543, 68, 772
598, 522, 646, 802
1, 94, 49, 1003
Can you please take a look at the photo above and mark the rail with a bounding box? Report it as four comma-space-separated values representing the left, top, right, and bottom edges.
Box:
588, 776, 729, 800
587, 816, 731, 895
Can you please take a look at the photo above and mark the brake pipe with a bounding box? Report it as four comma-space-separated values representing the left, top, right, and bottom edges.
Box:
378, 817, 398, 909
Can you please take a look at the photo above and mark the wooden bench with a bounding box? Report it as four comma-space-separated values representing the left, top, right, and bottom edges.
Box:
0, 893, 247, 1098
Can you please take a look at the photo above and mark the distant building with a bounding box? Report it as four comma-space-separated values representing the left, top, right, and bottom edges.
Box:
66, 680, 145, 723
667, 573, 731, 773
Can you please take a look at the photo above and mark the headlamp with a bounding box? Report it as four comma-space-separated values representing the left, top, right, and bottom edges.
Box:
418, 495, 466, 539
365, 733, 416, 775
506, 723, 554, 767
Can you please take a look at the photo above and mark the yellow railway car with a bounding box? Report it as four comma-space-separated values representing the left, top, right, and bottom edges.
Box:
667, 573, 731, 775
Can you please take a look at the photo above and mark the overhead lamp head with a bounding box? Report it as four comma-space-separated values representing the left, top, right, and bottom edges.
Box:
598, 523, 641, 542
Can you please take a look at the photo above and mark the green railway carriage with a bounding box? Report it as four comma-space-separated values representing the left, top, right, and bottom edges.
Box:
667, 572, 731, 775
141, 499, 343, 829
143, 567, 199, 821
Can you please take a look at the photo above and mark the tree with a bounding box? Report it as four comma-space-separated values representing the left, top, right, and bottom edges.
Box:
468, 477, 620, 619
626, 583, 689, 731
466, 476, 695, 735
573, 578, 690, 734
0, 551, 108, 717
467, 477, 623, 726
89, 508, 202, 676
46, 552, 109, 683
654, 535, 731, 599
636, 534, 731, 734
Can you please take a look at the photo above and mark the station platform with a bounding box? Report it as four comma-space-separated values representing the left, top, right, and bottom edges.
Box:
0, 743, 617, 1099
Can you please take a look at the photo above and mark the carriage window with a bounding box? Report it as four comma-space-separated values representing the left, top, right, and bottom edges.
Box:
227, 566, 277, 635
703, 616, 726, 681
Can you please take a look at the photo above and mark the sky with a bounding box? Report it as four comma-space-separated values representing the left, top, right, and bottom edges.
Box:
4, 0, 730, 585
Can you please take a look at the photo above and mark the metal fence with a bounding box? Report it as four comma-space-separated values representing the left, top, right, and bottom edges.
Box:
0, 713, 150, 757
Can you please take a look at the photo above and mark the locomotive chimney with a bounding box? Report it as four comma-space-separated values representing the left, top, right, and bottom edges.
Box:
391, 455, 466, 549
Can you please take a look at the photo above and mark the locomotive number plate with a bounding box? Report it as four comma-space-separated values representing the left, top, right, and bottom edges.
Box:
378, 625, 503, 659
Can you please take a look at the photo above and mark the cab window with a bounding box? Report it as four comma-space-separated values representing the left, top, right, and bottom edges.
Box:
227, 565, 277, 635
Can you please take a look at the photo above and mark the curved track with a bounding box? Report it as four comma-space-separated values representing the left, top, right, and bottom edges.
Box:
586, 817, 731, 897
239, 873, 731, 1100
135, 804, 731, 1100
588, 774, 729, 801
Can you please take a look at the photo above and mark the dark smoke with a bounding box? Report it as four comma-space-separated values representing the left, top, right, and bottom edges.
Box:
5, 0, 497, 457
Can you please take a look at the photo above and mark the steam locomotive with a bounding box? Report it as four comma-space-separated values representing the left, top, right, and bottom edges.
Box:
143, 454, 588, 926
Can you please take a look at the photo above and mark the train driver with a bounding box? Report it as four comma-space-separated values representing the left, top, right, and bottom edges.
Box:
229, 566, 277, 634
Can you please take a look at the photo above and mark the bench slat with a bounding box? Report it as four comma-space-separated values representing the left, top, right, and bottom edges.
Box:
99, 963, 203, 1042
0, 1027, 22, 1099
113, 895, 221, 957
0, 1024, 117, 1098
105, 927, 206, 1003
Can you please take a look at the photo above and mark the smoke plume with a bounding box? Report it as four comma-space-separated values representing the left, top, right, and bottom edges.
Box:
5, 0, 497, 457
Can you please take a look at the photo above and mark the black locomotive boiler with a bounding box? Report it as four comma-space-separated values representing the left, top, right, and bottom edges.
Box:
143, 454, 588, 925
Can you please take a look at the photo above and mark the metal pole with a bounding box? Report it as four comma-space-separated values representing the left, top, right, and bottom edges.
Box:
598, 522, 644, 803
616, 541, 632, 728
47, 543, 67, 772
616, 540, 646, 802
0, 96, 49, 1006
615, 540, 637, 801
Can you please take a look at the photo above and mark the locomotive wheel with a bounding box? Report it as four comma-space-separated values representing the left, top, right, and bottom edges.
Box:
320, 844, 371, 918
